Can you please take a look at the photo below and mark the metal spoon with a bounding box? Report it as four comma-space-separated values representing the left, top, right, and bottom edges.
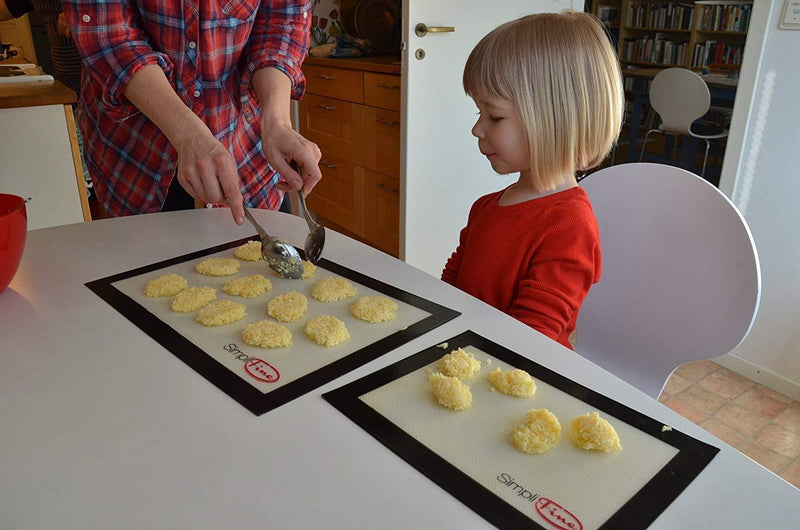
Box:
243, 208, 303, 279
289, 161, 325, 263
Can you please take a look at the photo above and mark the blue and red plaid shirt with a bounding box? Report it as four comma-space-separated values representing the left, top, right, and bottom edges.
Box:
63, 0, 311, 216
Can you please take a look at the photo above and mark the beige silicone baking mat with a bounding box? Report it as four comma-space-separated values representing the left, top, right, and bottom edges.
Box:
324, 331, 720, 530
87, 237, 459, 415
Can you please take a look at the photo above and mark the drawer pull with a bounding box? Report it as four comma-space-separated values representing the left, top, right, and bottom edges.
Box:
377, 83, 401, 90
377, 118, 400, 127
377, 183, 399, 194
317, 104, 336, 111
316, 74, 335, 80
321, 161, 338, 169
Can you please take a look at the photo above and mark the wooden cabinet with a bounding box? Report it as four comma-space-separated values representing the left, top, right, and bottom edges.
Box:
299, 57, 401, 257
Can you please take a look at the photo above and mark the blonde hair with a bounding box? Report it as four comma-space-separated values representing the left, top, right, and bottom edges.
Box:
463, 11, 624, 191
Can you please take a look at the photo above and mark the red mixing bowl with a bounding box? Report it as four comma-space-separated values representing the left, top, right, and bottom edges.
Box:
0, 194, 28, 293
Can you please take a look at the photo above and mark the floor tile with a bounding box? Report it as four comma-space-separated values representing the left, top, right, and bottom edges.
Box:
780, 462, 800, 489
773, 407, 800, 435
699, 418, 746, 447
737, 440, 792, 474
673, 360, 718, 382
753, 384, 793, 404
754, 424, 800, 459
664, 398, 708, 424
698, 371, 751, 400
716, 366, 756, 388
675, 385, 728, 415
662, 374, 691, 396
714, 403, 768, 436
735, 389, 790, 418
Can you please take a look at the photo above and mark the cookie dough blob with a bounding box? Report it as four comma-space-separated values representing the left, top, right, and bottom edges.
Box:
429, 372, 473, 411
172, 286, 217, 312
144, 274, 188, 297
350, 296, 398, 323
196, 299, 247, 326
242, 320, 292, 348
511, 409, 561, 454
488, 367, 537, 397
304, 315, 350, 347
311, 276, 357, 302
267, 291, 308, 322
195, 257, 241, 276
437, 348, 481, 379
571, 412, 622, 453
234, 240, 262, 261
223, 274, 272, 298
302, 260, 317, 279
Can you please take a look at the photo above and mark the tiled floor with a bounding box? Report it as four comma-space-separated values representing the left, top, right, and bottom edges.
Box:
660, 360, 800, 489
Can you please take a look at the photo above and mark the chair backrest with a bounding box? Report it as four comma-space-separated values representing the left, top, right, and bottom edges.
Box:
649, 68, 711, 136
576, 163, 761, 398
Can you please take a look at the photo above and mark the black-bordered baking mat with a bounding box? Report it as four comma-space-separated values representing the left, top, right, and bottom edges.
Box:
86, 237, 459, 416
323, 330, 719, 529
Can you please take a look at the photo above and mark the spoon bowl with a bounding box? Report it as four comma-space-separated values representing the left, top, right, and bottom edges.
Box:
298, 189, 325, 263
243, 209, 303, 279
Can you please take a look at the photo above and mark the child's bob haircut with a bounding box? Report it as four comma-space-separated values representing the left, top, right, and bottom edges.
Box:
463, 11, 624, 191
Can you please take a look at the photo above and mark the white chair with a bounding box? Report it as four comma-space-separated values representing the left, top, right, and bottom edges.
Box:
576, 163, 760, 398
638, 68, 729, 178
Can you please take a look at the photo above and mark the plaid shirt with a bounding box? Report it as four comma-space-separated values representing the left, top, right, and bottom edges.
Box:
63, 0, 311, 215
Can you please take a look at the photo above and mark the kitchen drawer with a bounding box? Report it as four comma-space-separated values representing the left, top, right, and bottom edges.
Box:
364, 169, 400, 257
305, 153, 365, 237
304, 65, 363, 103
364, 72, 401, 112
357, 107, 400, 179
299, 94, 363, 161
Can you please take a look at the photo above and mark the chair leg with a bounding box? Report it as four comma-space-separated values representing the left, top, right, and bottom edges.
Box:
639, 130, 654, 162
701, 139, 711, 178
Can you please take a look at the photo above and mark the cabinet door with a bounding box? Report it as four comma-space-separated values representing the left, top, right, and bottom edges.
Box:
363, 168, 400, 257
357, 107, 400, 179
306, 154, 365, 237
299, 94, 362, 161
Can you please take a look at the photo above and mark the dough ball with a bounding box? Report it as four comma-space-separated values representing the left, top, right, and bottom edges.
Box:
488, 367, 537, 397
350, 296, 398, 323
571, 412, 622, 453
304, 315, 350, 347
195, 257, 241, 276
511, 409, 561, 454
311, 276, 357, 302
234, 240, 262, 261
242, 320, 292, 348
437, 348, 481, 379
429, 372, 473, 411
196, 299, 247, 326
267, 291, 308, 322
223, 274, 272, 298
144, 274, 188, 297
172, 286, 217, 312
271, 260, 316, 279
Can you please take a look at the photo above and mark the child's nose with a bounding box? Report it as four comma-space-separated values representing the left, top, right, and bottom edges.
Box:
471, 122, 483, 138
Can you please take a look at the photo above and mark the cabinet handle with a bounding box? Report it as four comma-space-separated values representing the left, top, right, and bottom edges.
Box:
316, 74, 335, 80
377, 183, 399, 194
377, 118, 400, 127
321, 161, 338, 169
317, 104, 336, 111
377, 83, 401, 90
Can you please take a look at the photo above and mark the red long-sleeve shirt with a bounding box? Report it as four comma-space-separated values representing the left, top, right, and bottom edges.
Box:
442, 186, 601, 349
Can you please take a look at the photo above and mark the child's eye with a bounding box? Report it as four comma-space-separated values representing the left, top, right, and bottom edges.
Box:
489, 115, 502, 122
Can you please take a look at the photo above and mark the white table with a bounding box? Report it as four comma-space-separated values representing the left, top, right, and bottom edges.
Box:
1, 209, 798, 529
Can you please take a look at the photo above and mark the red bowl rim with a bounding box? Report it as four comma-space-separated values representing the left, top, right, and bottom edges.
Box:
0, 194, 27, 217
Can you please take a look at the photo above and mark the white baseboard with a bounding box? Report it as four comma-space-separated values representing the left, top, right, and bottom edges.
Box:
715, 353, 800, 402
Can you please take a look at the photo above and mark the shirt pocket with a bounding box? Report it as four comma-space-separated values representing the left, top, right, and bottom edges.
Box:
220, 0, 259, 20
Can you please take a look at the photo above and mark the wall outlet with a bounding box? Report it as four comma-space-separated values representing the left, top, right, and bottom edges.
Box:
780, 0, 800, 29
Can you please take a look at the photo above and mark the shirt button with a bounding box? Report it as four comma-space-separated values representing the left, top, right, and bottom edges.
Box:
188, 41, 196, 49
82, 14, 91, 22
193, 90, 201, 98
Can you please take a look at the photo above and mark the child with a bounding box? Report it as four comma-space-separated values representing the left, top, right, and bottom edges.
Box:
441, 11, 624, 350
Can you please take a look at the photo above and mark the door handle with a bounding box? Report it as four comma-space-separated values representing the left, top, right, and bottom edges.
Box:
415, 23, 455, 37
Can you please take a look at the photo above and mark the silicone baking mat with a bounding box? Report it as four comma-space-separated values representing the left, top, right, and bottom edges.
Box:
86, 237, 459, 415
324, 331, 719, 530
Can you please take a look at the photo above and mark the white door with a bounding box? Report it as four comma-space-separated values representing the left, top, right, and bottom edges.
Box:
401, 0, 580, 277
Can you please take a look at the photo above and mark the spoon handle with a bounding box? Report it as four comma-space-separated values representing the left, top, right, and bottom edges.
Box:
243, 209, 270, 241
297, 189, 318, 231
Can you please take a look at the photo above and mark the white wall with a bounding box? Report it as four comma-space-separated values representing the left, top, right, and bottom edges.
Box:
717, 0, 800, 400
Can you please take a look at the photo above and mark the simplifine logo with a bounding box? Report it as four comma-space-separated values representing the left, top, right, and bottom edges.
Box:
497, 472, 539, 503
497, 473, 583, 530
222, 343, 280, 383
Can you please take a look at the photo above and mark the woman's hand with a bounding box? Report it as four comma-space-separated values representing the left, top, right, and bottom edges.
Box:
260, 119, 322, 193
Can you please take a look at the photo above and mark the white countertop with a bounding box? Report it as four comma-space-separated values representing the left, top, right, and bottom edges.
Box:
1, 209, 798, 529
